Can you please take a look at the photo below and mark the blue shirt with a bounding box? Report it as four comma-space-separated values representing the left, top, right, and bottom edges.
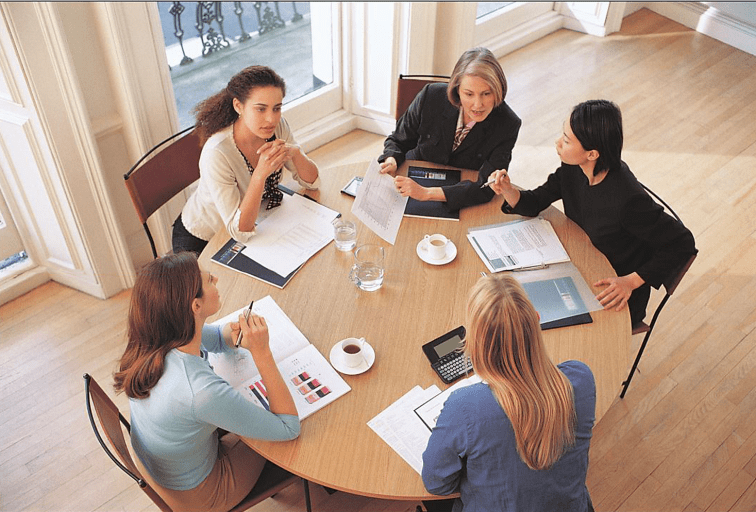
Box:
422, 360, 595, 512
130, 324, 300, 490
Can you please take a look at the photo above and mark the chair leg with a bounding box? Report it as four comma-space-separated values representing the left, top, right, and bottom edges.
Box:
620, 328, 652, 398
303, 479, 312, 512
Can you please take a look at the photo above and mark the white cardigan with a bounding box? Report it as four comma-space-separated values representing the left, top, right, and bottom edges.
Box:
181, 118, 320, 243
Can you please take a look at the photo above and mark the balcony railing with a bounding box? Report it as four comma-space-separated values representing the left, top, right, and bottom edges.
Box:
162, 2, 308, 68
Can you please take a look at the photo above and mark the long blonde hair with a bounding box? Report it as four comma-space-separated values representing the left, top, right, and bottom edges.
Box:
465, 274, 576, 470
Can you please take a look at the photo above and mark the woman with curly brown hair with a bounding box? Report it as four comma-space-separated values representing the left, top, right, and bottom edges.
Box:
172, 65, 320, 255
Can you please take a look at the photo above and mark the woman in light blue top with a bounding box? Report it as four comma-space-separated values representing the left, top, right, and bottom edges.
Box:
114, 252, 299, 512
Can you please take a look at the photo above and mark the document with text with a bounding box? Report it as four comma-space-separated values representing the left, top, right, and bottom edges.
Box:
351, 159, 408, 244
467, 217, 570, 272
241, 193, 339, 277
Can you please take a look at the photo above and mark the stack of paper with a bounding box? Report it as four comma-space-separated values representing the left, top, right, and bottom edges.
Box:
467, 217, 570, 272
367, 375, 481, 474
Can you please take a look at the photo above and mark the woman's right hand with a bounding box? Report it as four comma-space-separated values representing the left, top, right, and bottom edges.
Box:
254, 139, 291, 179
379, 157, 398, 175
489, 169, 513, 195
237, 313, 271, 355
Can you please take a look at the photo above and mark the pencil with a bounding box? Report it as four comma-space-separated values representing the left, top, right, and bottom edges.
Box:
235, 301, 254, 348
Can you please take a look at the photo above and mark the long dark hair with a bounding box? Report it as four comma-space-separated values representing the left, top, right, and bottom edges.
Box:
569, 99, 623, 175
114, 253, 203, 399
193, 65, 287, 144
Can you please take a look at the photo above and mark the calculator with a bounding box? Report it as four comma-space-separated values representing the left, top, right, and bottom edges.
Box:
422, 326, 473, 384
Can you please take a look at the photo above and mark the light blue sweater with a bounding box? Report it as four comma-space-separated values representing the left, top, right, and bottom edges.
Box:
130, 324, 300, 490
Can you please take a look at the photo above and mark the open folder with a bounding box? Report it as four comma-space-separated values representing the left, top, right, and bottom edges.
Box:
211, 189, 339, 288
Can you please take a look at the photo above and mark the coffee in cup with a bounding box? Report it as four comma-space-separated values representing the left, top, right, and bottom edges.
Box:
340, 337, 365, 367
423, 234, 449, 260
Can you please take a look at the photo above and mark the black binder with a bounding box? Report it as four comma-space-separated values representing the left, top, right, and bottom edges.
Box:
403, 166, 461, 220
211, 238, 301, 289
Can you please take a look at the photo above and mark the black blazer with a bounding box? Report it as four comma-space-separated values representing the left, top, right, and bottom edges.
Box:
380, 82, 521, 210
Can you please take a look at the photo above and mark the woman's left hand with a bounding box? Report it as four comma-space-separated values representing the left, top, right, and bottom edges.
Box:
594, 273, 644, 311
394, 175, 428, 200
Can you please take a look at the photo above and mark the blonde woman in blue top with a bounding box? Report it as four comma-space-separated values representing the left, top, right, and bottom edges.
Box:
114, 252, 299, 512
422, 274, 595, 512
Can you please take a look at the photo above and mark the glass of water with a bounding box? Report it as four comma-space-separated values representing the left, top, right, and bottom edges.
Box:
349, 244, 384, 291
333, 219, 357, 251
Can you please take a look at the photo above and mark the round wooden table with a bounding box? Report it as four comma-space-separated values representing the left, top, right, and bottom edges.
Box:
199, 160, 630, 500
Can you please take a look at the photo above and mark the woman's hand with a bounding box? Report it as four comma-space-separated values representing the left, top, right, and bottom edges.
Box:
235, 313, 271, 354
254, 139, 293, 179
488, 169, 512, 195
594, 273, 644, 312
379, 157, 398, 175
394, 175, 429, 200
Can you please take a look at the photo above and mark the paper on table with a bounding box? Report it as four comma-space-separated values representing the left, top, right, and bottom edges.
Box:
209, 296, 310, 388
367, 385, 440, 474
414, 375, 482, 431
467, 217, 570, 272
351, 159, 408, 245
241, 193, 339, 277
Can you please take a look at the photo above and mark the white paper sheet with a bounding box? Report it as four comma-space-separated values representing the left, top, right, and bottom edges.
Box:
413, 375, 482, 431
351, 159, 408, 245
467, 217, 570, 272
367, 385, 440, 474
241, 193, 339, 277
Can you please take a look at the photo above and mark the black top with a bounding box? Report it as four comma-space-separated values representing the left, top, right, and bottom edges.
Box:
504, 162, 697, 289
380, 83, 521, 210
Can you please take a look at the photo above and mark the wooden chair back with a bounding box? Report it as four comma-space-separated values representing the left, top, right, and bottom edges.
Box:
123, 126, 201, 258
83, 373, 172, 511
395, 74, 449, 120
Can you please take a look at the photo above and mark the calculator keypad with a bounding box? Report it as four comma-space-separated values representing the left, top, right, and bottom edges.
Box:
432, 352, 472, 384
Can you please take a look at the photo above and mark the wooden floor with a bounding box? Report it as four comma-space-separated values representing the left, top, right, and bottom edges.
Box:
2, 9, 756, 512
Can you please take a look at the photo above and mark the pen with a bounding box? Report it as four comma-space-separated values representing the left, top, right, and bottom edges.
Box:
235, 301, 254, 348
480, 170, 507, 188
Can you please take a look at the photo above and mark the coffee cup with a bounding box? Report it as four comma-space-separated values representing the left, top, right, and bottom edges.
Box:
423, 234, 449, 260
340, 337, 366, 368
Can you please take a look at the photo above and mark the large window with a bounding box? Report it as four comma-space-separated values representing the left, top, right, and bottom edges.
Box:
158, 2, 336, 129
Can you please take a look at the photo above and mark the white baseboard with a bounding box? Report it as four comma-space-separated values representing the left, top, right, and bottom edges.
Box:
0, 266, 50, 306
296, 110, 360, 153
646, 1, 756, 56
483, 10, 565, 59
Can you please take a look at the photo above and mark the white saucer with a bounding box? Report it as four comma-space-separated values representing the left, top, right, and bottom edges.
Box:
329, 340, 376, 375
416, 239, 457, 265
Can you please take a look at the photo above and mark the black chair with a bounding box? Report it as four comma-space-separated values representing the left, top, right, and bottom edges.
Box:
84, 373, 312, 512
395, 74, 450, 120
123, 126, 202, 258
620, 185, 697, 398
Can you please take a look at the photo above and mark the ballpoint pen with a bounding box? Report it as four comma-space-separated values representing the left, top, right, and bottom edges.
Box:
235, 301, 254, 348
480, 170, 507, 188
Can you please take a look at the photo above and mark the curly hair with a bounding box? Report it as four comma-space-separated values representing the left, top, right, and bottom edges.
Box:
193, 65, 286, 144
